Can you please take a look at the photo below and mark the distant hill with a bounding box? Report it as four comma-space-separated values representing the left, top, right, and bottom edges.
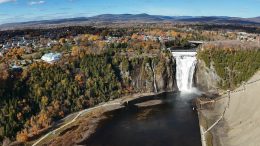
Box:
246, 17, 260, 23
1, 14, 260, 30
90, 13, 165, 21
179, 16, 260, 25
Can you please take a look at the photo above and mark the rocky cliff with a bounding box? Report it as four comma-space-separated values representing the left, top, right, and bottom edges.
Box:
119, 54, 177, 93
194, 59, 220, 93
154, 56, 177, 92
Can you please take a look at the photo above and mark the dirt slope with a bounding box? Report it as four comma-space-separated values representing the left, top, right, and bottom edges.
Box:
202, 71, 260, 146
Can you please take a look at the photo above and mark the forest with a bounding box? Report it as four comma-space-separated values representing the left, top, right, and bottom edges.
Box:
198, 46, 260, 89
194, 24, 260, 34
0, 44, 171, 143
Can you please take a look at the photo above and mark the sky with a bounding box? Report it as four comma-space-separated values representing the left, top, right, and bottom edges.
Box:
0, 0, 260, 24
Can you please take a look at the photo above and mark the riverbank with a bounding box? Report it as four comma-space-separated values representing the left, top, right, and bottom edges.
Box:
198, 71, 260, 146
30, 90, 174, 146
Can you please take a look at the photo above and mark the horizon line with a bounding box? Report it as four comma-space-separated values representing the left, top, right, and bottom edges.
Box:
0, 13, 259, 25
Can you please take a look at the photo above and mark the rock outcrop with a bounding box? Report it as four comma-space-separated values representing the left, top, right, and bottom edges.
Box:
120, 55, 177, 93
194, 59, 220, 93
155, 56, 176, 92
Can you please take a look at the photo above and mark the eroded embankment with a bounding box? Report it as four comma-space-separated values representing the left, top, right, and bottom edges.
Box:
199, 71, 260, 146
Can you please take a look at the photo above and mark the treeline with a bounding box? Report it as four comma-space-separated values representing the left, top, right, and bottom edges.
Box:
194, 24, 260, 34
0, 26, 104, 43
198, 47, 260, 89
0, 26, 136, 44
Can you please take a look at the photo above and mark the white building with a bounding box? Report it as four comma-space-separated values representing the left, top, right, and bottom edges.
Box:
41, 53, 61, 63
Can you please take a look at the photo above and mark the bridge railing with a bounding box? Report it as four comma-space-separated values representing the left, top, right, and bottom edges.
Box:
170, 49, 197, 52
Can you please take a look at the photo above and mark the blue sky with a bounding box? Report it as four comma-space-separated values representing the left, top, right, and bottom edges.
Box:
0, 0, 260, 24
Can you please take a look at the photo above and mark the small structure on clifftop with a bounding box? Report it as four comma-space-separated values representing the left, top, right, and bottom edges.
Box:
41, 53, 61, 63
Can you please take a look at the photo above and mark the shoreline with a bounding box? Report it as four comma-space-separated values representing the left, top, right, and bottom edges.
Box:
196, 93, 221, 146
197, 111, 207, 146
30, 90, 175, 146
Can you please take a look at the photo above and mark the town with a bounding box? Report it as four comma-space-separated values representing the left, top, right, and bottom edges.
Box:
1, 24, 260, 70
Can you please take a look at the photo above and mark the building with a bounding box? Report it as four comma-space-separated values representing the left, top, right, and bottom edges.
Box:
41, 53, 61, 63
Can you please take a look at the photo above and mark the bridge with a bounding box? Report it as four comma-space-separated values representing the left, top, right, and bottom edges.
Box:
170, 48, 197, 52
188, 41, 205, 48
188, 41, 205, 45
167, 40, 205, 52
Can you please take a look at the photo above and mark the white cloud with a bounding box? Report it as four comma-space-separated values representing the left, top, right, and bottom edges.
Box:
0, 0, 16, 4
29, 0, 45, 5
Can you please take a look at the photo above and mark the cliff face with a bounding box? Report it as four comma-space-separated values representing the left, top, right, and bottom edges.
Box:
120, 55, 177, 93
197, 47, 260, 90
154, 56, 177, 92
194, 59, 220, 93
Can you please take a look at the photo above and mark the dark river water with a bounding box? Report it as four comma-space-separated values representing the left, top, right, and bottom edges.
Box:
85, 92, 202, 146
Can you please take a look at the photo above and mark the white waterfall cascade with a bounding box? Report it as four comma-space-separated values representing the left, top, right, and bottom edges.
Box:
172, 52, 197, 92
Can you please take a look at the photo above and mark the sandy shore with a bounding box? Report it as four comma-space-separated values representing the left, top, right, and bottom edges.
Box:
135, 99, 163, 107
199, 71, 260, 146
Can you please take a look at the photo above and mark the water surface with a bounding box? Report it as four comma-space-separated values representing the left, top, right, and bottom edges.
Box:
85, 92, 201, 146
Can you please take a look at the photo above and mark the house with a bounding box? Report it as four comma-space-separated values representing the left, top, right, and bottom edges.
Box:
41, 53, 61, 63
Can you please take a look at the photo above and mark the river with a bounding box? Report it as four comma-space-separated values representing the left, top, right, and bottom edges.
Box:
85, 92, 202, 146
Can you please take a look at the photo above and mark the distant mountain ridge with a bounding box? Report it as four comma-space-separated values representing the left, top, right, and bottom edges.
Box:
1, 13, 260, 30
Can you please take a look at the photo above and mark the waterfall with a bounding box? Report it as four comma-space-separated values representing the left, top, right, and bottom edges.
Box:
152, 61, 158, 93
172, 52, 197, 92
